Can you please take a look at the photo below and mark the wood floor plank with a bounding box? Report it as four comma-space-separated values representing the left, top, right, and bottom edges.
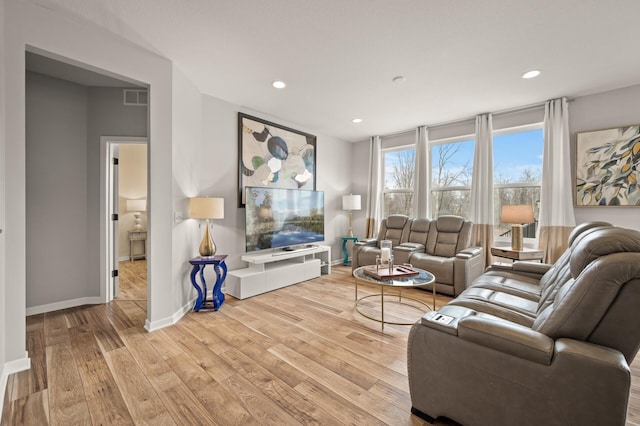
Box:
102, 347, 175, 425
3, 390, 49, 425
46, 344, 92, 425
164, 353, 258, 426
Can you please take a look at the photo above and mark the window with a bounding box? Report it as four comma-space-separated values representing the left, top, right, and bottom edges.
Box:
493, 125, 543, 240
383, 146, 415, 216
430, 137, 475, 218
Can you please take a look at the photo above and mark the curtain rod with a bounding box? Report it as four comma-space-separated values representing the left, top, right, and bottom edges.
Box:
380, 97, 573, 139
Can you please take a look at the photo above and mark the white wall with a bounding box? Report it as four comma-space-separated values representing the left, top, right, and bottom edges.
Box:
570, 84, 640, 230
198, 97, 353, 270
3, 0, 173, 366
0, 0, 7, 408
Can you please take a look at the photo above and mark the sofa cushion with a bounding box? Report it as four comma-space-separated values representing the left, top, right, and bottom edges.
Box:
426, 215, 472, 257
409, 253, 454, 284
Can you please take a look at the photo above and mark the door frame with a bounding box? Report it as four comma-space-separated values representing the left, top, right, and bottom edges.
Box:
100, 136, 148, 303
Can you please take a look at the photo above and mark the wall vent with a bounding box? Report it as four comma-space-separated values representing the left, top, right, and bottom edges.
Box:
123, 89, 148, 106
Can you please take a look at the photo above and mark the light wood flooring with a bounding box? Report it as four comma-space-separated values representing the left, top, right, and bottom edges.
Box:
3, 264, 640, 425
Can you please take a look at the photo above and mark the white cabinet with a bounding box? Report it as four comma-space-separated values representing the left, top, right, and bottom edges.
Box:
226, 245, 331, 300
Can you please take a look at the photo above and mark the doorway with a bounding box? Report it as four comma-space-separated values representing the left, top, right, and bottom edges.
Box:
101, 137, 148, 303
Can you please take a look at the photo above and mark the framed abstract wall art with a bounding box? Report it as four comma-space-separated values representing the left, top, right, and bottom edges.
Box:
575, 125, 640, 206
238, 113, 317, 207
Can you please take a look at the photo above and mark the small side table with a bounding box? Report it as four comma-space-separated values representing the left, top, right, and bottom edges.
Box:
128, 230, 147, 261
491, 246, 544, 262
189, 255, 228, 312
341, 236, 359, 265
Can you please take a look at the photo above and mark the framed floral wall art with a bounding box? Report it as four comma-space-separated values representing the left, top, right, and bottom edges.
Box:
575, 125, 640, 206
238, 113, 316, 207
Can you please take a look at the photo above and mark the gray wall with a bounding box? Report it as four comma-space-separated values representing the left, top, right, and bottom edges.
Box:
25, 72, 146, 309
26, 72, 89, 306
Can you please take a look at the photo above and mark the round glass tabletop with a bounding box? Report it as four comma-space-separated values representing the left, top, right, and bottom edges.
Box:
352, 266, 435, 288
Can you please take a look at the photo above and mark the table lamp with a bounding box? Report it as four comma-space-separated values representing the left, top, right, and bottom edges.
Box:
189, 197, 224, 257
126, 199, 146, 230
501, 204, 535, 251
342, 194, 361, 237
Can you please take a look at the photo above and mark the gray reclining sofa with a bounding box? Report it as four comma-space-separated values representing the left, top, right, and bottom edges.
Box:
408, 222, 640, 425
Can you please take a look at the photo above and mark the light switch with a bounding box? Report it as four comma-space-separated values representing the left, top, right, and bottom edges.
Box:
175, 211, 184, 223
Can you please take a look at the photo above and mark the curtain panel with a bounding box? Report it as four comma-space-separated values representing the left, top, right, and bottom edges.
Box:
365, 136, 382, 238
413, 126, 430, 218
539, 97, 576, 262
470, 114, 494, 266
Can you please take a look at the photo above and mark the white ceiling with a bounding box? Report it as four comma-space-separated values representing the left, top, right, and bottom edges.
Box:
28, 0, 640, 142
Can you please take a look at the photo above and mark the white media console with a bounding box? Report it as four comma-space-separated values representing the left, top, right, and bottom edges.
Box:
226, 245, 331, 299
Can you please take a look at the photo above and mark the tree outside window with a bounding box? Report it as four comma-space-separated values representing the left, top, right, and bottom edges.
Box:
383, 148, 415, 216
431, 139, 474, 218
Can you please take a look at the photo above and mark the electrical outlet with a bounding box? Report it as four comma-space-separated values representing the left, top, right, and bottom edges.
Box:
175, 211, 184, 223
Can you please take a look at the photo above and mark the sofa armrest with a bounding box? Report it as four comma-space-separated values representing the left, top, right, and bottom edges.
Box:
457, 316, 554, 364
393, 243, 425, 264
354, 238, 377, 247
512, 261, 553, 276
453, 246, 484, 295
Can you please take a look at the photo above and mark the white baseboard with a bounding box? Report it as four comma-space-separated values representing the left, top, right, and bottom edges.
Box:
26, 297, 103, 316
118, 256, 130, 262
0, 353, 31, 421
144, 297, 195, 332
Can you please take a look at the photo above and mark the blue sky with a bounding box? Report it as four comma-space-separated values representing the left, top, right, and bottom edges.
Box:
385, 128, 543, 188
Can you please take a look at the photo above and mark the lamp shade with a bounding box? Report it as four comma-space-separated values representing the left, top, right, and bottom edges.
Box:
342, 194, 361, 211
126, 199, 146, 212
501, 205, 534, 224
189, 197, 224, 219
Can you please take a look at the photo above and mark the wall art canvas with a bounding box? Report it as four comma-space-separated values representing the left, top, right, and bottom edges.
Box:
575, 125, 640, 206
238, 113, 316, 207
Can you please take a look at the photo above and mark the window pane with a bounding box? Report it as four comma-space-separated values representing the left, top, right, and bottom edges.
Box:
494, 186, 540, 238
384, 148, 415, 190
431, 190, 470, 218
385, 192, 413, 216
494, 129, 543, 184
431, 140, 474, 188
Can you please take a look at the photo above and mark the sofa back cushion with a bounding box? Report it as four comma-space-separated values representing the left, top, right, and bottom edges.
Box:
426, 215, 472, 257
533, 228, 640, 358
536, 222, 612, 313
377, 215, 411, 247
407, 218, 431, 246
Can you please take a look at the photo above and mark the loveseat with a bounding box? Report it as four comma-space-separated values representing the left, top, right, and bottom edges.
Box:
408, 222, 640, 425
352, 215, 484, 296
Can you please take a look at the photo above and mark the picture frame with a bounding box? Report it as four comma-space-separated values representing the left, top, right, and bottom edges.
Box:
575, 125, 640, 207
238, 113, 317, 207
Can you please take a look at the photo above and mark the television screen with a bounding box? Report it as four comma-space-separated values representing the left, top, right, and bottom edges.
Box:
245, 187, 324, 252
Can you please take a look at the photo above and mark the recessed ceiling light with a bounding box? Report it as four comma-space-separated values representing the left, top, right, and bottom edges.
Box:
352, 118, 363, 124
392, 76, 406, 84
521, 70, 541, 79
272, 80, 286, 89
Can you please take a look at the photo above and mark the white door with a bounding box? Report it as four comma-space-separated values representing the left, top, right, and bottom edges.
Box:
109, 144, 120, 299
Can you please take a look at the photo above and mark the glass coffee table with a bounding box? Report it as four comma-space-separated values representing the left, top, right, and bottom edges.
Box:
352, 266, 436, 330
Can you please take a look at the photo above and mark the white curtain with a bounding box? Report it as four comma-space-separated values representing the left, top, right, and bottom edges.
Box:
413, 126, 431, 218
365, 136, 383, 238
539, 98, 576, 262
469, 114, 494, 266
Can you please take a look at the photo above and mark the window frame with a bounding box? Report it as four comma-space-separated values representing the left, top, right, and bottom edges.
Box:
382, 144, 416, 217
492, 122, 544, 244
429, 134, 475, 218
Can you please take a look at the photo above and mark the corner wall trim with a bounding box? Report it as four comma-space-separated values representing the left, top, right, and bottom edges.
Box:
26, 297, 103, 316
144, 298, 195, 332
0, 354, 31, 421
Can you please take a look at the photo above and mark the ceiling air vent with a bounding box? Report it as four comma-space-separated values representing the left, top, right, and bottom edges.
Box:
123, 89, 148, 106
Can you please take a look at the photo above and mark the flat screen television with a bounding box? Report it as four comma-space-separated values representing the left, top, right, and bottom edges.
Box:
245, 186, 325, 252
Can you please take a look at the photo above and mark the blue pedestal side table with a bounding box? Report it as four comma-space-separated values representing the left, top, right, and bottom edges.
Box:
341, 236, 359, 265
189, 255, 228, 311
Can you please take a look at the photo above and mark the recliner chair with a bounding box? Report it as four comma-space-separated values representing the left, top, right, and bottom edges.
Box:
351, 215, 412, 268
